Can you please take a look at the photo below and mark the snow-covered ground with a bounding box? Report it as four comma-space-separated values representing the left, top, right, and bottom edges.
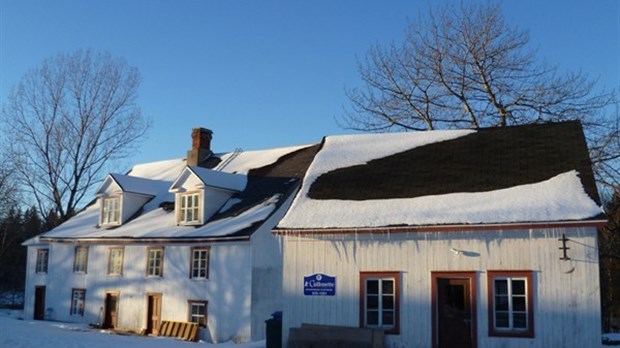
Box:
3, 309, 618, 347
0, 310, 266, 348
604, 333, 620, 346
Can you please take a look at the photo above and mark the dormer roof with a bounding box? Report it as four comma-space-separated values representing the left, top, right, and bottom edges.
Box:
36, 144, 318, 242
96, 173, 162, 197
169, 166, 247, 193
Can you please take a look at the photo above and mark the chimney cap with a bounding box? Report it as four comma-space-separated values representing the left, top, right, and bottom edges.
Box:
192, 127, 213, 134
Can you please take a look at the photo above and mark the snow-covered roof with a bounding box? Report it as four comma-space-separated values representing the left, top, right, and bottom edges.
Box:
37, 144, 312, 242
278, 121, 604, 230
214, 144, 311, 174
170, 166, 247, 193
96, 173, 167, 197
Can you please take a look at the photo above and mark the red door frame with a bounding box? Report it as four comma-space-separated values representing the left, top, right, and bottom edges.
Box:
431, 271, 478, 348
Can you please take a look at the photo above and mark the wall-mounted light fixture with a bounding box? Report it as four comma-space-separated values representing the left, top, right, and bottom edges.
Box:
559, 233, 570, 261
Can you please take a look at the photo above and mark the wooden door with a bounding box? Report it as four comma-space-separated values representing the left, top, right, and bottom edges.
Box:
436, 278, 474, 348
103, 292, 119, 329
146, 293, 162, 335
34, 286, 46, 320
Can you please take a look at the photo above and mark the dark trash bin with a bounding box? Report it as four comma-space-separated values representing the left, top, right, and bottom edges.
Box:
265, 311, 282, 348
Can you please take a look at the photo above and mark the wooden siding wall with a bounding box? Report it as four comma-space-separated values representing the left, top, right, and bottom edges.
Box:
119, 193, 151, 224
249, 193, 296, 340
281, 227, 601, 348
24, 242, 254, 343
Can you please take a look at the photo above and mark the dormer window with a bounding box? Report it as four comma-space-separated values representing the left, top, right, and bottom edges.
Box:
180, 192, 201, 224
102, 197, 121, 225
170, 166, 246, 226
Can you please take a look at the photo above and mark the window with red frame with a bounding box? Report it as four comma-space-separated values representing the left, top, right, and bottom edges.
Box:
488, 270, 534, 338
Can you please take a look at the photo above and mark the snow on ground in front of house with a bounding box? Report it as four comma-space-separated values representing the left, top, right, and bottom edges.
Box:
279, 129, 603, 229
603, 333, 620, 345
0, 310, 265, 348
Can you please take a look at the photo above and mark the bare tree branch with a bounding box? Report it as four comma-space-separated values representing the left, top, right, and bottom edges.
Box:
1, 50, 151, 226
342, 3, 619, 187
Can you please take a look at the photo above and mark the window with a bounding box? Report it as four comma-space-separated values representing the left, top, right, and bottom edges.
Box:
35, 249, 49, 274
70, 288, 86, 316
108, 247, 124, 275
102, 197, 120, 225
360, 272, 400, 335
73, 246, 89, 273
190, 247, 210, 279
146, 247, 164, 277
488, 271, 534, 338
188, 300, 208, 327
179, 193, 200, 224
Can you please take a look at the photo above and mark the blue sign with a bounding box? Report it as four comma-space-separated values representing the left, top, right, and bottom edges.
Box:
304, 273, 336, 296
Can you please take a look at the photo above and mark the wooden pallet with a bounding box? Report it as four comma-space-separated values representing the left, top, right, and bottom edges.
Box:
158, 320, 199, 342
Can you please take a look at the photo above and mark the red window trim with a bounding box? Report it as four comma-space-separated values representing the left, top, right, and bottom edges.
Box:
487, 270, 535, 338
359, 271, 400, 335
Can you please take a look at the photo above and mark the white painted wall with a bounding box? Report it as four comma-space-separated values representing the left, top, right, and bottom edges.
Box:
280, 227, 601, 348
248, 193, 296, 340
119, 193, 152, 224
24, 241, 256, 343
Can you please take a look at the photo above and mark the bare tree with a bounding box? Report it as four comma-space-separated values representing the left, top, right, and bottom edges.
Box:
600, 190, 620, 330
343, 3, 619, 187
0, 153, 18, 219
2, 50, 150, 225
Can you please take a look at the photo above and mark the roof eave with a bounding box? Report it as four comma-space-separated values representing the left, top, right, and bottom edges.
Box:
38, 235, 251, 244
273, 218, 608, 235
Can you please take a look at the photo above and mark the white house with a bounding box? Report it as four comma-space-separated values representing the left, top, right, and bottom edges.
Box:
275, 121, 606, 347
22, 128, 318, 343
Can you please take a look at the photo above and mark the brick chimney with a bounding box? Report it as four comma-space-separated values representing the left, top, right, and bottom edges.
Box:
186, 127, 213, 166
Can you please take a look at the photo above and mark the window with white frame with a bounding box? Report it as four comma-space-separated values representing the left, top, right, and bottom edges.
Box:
146, 247, 164, 277
190, 247, 210, 279
179, 193, 200, 224
108, 247, 124, 275
102, 197, 120, 225
188, 300, 208, 327
35, 249, 49, 274
70, 288, 86, 316
488, 271, 534, 338
73, 246, 88, 273
360, 272, 400, 334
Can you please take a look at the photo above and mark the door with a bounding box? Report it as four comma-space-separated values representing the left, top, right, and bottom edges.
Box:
34, 286, 46, 320
432, 272, 477, 348
146, 293, 162, 335
103, 292, 119, 329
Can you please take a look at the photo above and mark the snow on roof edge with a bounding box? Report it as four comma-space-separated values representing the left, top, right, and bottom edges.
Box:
278, 170, 603, 229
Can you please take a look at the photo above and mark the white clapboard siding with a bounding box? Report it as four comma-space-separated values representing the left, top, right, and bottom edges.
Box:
281, 226, 601, 348
24, 241, 255, 343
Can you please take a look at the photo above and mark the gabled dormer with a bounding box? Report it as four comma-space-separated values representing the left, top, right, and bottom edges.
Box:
169, 166, 247, 226
95, 174, 157, 228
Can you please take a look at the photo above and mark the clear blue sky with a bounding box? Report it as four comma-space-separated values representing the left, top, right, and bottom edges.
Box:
1, 0, 619, 170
